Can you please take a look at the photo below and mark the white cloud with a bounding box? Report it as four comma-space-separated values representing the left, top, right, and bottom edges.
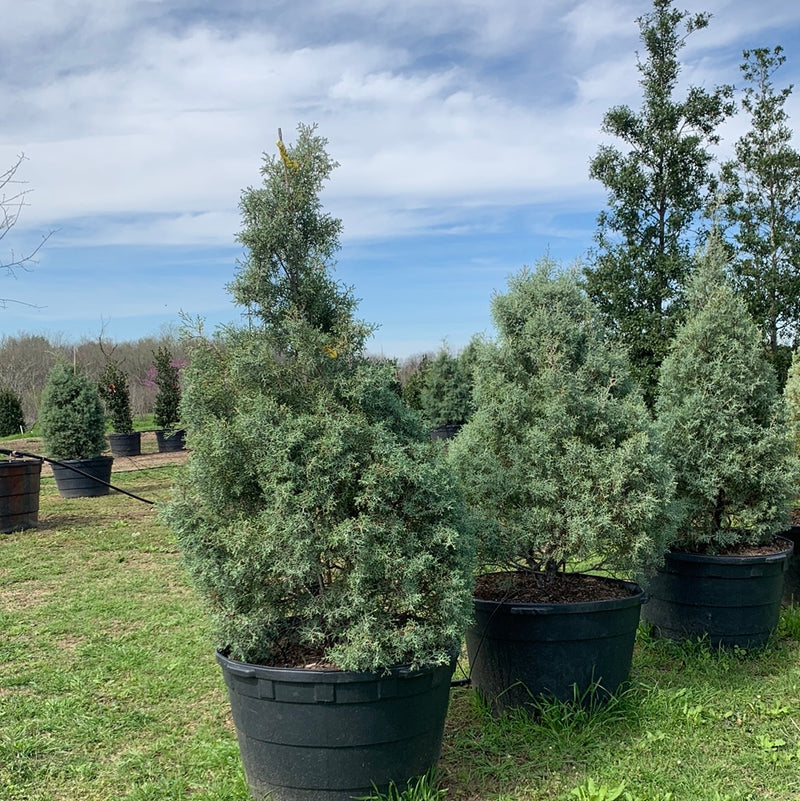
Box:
4, 0, 800, 253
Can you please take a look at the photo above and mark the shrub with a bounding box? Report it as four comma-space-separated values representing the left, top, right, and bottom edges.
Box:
784, 350, 800, 455
0, 387, 25, 437
38, 363, 107, 460
655, 233, 798, 550
98, 361, 133, 433
162, 124, 475, 672
400, 354, 430, 412
419, 347, 475, 427
448, 260, 673, 580
152, 346, 181, 430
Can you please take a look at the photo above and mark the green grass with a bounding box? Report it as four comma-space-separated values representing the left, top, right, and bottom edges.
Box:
2, 467, 800, 800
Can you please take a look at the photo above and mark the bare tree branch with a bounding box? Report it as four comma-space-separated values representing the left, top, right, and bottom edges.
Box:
1, 152, 55, 310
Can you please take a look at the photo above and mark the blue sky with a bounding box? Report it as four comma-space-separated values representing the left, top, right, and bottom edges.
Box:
3, 0, 800, 358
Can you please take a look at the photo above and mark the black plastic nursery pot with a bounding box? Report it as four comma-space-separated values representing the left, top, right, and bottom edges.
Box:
216, 651, 454, 801
0, 458, 42, 533
50, 455, 114, 498
107, 431, 142, 457
466, 574, 644, 716
155, 429, 185, 452
642, 536, 794, 648
429, 424, 462, 442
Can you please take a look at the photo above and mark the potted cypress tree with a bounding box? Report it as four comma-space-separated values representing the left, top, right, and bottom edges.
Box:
162, 124, 475, 801
151, 346, 185, 452
39, 362, 113, 498
644, 235, 797, 647
99, 360, 141, 457
448, 261, 673, 716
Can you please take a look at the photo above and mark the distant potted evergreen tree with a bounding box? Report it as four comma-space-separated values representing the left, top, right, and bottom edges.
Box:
0, 387, 25, 436
151, 346, 184, 452
99, 360, 141, 457
162, 125, 475, 801
0, 385, 41, 532
644, 234, 797, 647
39, 363, 113, 498
448, 261, 673, 715
421, 346, 475, 440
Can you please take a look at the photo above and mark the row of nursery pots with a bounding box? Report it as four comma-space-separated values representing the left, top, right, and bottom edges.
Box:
217, 539, 794, 801
107, 428, 186, 457
0, 429, 186, 523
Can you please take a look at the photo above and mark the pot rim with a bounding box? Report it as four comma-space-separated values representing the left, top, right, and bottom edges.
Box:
215, 648, 454, 683
665, 534, 793, 566
472, 571, 644, 615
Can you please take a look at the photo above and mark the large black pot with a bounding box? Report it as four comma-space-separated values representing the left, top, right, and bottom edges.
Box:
0, 458, 42, 533
216, 650, 454, 801
466, 574, 644, 716
50, 455, 114, 498
107, 432, 141, 457
155, 429, 185, 452
642, 536, 794, 648
429, 424, 462, 442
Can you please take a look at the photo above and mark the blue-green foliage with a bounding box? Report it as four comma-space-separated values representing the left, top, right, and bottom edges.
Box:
448, 260, 673, 578
163, 125, 475, 672
655, 234, 798, 549
38, 363, 107, 460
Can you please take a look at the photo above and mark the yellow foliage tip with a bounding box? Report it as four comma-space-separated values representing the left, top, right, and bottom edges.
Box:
276, 140, 299, 170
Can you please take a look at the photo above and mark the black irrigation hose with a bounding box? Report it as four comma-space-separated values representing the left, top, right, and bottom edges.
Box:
0, 447, 155, 505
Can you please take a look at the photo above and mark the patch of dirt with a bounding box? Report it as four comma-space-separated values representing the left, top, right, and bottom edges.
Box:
676, 537, 792, 558
474, 571, 636, 604
2, 431, 188, 477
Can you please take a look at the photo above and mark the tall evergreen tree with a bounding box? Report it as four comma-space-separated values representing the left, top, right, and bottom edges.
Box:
585, 0, 734, 404
716, 47, 800, 387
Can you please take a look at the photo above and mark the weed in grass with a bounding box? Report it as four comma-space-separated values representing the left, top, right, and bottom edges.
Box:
357, 771, 447, 801
777, 603, 800, 640
567, 777, 626, 800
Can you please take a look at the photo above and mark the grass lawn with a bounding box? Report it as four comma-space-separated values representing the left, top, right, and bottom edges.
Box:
2, 464, 800, 800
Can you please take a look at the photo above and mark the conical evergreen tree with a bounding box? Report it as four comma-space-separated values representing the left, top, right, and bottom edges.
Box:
655, 233, 798, 549
163, 125, 474, 671
449, 259, 673, 581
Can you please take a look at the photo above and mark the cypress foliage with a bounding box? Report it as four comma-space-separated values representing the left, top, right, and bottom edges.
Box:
448, 260, 673, 581
162, 125, 475, 671
655, 234, 798, 549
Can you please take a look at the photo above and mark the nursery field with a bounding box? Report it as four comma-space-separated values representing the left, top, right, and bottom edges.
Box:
2, 464, 800, 801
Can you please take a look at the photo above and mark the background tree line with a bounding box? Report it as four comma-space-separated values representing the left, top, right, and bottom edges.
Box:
0, 330, 187, 431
